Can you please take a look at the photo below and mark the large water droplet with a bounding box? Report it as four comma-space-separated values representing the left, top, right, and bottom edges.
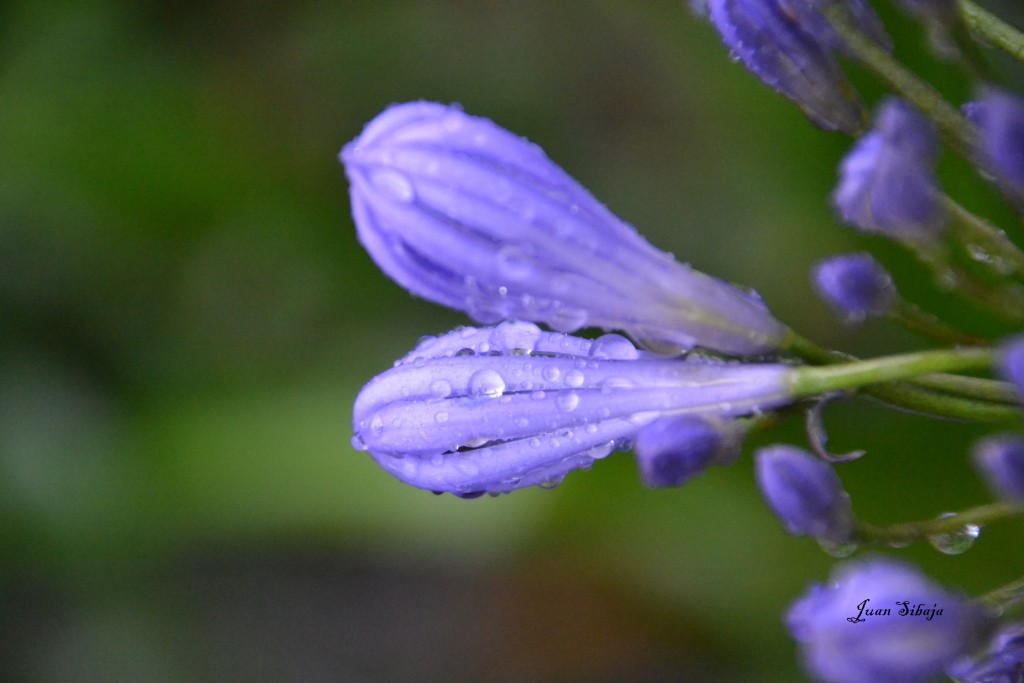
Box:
350, 433, 368, 451
590, 334, 639, 360
556, 391, 579, 412
542, 366, 561, 382
468, 369, 506, 398
585, 441, 615, 459
564, 369, 585, 388
490, 321, 541, 352
369, 168, 415, 202
538, 476, 565, 490
928, 513, 980, 555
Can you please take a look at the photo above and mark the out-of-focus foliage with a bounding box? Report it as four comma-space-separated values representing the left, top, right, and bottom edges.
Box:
2, 1, 1022, 681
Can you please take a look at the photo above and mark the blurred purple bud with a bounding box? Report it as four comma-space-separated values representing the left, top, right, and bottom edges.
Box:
813, 252, 897, 319
947, 622, 1024, 683
996, 335, 1024, 402
964, 89, 1024, 192
755, 445, 854, 542
788, 557, 995, 683
972, 434, 1024, 502
833, 98, 947, 242
353, 322, 796, 496
707, 0, 877, 134
341, 102, 786, 356
634, 416, 744, 488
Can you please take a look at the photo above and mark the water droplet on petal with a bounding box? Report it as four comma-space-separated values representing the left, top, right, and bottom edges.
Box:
430, 379, 453, 398
585, 441, 615, 459
468, 369, 506, 398
542, 366, 561, 382
556, 391, 579, 412
538, 476, 565, 490
564, 370, 585, 388
370, 415, 384, 437
589, 334, 639, 360
434, 410, 449, 424
350, 433, 368, 451
928, 513, 980, 555
369, 168, 415, 202
548, 305, 588, 332
496, 244, 536, 282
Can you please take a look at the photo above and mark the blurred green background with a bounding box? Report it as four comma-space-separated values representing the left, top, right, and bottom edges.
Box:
3, 1, 1024, 681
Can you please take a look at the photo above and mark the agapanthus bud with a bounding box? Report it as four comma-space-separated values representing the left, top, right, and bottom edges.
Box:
755, 445, 854, 542
812, 252, 897, 319
964, 88, 1024, 192
633, 416, 743, 488
341, 101, 787, 356
971, 434, 1024, 502
788, 557, 995, 683
947, 622, 1024, 683
996, 335, 1024, 402
352, 322, 796, 496
833, 98, 947, 242
707, 0, 889, 134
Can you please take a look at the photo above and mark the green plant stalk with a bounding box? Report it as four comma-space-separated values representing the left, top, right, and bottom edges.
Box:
946, 196, 1024, 277
856, 501, 1024, 547
892, 298, 988, 347
981, 573, 1024, 611
825, 4, 980, 160
960, 0, 1024, 63
791, 346, 995, 397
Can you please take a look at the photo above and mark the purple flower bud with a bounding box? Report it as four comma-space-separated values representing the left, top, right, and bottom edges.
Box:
341, 101, 787, 356
353, 322, 796, 496
755, 445, 854, 542
996, 335, 1024, 402
788, 557, 995, 683
707, 0, 888, 134
833, 98, 947, 242
971, 434, 1024, 502
947, 622, 1024, 683
634, 416, 743, 488
964, 89, 1024, 192
812, 252, 897, 319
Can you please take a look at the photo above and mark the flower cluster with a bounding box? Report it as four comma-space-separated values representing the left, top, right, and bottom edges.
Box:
341, 2, 1024, 679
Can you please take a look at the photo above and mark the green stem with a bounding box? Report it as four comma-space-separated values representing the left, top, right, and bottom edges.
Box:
980, 573, 1024, 611
959, 0, 1024, 63
914, 241, 1024, 321
783, 331, 1020, 420
892, 299, 988, 347
946, 196, 1024, 277
791, 347, 995, 397
856, 501, 1024, 547
825, 5, 980, 160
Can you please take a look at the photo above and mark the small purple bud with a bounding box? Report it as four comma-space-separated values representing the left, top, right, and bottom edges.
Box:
812, 252, 897, 319
996, 335, 1024, 402
971, 434, 1024, 502
788, 557, 995, 683
964, 89, 1024, 192
341, 102, 786, 356
947, 622, 1024, 683
353, 322, 797, 495
833, 98, 947, 242
755, 445, 854, 542
634, 416, 743, 488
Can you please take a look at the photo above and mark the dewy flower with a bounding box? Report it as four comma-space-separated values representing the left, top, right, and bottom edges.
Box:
341, 101, 787, 356
707, 0, 889, 134
833, 98, 948, 242
964, 88, 1024, 193
812, 252, 897, 320
755, 445, 854, 542
633, 415, 743, 489
947, 622, 1024, 683
787, 557, 995, 683
352, 321, 796, 496
971, 434, 1024, 502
